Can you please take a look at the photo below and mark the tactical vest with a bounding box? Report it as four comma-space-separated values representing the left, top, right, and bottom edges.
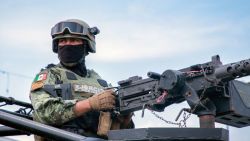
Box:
34, 64, 107, 138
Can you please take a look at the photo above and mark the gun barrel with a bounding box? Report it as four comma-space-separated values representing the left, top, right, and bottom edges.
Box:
147, 72, 161, 80
215, 58, 250, 81
0, 96, 33, 109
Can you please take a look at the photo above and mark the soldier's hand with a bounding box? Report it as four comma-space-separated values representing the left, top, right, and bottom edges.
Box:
88, 89, 115, 111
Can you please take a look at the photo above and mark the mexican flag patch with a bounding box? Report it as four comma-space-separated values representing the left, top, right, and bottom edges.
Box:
34, 73, 47, 82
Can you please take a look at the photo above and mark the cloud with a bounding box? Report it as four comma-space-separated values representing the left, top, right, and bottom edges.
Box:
1, 7, 248, 64
0, 22, 50, 50
89, 20, 233, 62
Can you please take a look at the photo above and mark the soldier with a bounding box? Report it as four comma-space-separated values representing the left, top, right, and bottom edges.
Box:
30, 19, 134, 140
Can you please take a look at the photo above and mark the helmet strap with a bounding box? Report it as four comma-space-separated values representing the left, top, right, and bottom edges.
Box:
83, 43, 89, 56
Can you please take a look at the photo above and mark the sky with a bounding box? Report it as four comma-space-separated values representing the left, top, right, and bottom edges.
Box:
0, 0, 250, 140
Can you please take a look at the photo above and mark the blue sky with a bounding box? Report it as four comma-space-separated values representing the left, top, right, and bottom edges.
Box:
1, 0, 250, 140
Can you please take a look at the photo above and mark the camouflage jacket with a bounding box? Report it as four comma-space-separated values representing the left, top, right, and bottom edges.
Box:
30, 64, 106, 135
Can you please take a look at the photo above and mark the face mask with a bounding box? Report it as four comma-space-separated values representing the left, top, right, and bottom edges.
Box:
58, 45, 85, 64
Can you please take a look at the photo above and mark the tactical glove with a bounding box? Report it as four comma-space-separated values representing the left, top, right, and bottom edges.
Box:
88, 89, 115, 111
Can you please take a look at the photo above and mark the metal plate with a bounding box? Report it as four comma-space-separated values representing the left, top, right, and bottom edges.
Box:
108, 128, 229, 141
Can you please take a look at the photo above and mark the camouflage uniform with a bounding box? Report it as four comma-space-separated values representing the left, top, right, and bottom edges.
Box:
30, 64, 106, 139
30, 19, 134, 140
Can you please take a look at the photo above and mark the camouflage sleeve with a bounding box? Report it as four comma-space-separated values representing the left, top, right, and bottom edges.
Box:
30, 91, 78, 125
30, 69, 78, 126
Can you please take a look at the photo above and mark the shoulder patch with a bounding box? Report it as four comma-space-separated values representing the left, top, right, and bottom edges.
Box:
34, 72, 48, 82
31, 81, 44, 91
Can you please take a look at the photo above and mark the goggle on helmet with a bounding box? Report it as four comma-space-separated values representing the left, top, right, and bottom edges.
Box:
51, 19, 100, 53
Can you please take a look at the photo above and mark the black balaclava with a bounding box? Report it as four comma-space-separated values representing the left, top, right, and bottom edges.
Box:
58, 45, 87, 77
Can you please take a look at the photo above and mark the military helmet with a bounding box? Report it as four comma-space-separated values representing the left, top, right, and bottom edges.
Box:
51, 19, 100, 53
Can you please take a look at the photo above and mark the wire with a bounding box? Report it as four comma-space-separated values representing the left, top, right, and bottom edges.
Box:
0, 69, 33, 79
0, 69, 33, 96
